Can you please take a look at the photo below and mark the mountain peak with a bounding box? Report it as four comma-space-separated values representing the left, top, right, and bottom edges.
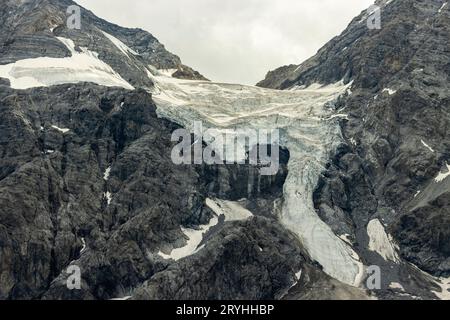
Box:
0, 0, 207, 89
257, 0, 449, 90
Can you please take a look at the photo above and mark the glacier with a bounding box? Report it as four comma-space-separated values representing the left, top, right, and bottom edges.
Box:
150, 71, 364, 286
0, 37, 134, 90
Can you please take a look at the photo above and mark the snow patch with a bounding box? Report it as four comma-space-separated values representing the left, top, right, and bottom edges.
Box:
104, 191, 112, 205
158, 215, 219, 261
51, 125, 70, 133
158, 69, 178, 77
110, 296, 132, 301
101, 31, 139, 59
326, 114, 349, 121
103, 167, 111, 181
382, 88, 397, 95
0, 37, 134, 90
339, 234, 353, 245
49, 24, 59, 32
80, 237, 86, 254
151, 75, 364, 286
439, 2, 447, 13
367, 219, 399, 262
205, 198, 253, 222
435, 163, 450, 183
421, 140, 435, 153
410, 264, 450, 300
389, 282, 405, 291
433, 277, 450, 300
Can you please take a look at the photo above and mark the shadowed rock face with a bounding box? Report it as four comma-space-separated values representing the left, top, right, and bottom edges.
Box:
259, 0, 450, 298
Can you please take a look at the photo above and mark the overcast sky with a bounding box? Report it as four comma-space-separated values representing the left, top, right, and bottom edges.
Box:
78, 0, 374, 85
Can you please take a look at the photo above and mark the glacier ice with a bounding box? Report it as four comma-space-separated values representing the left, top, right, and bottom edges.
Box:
150, 71, 364, 286
206, 198, 253, 222
0, 37, 134, 90
420, 139, 435, 153
367, 219, 399, 263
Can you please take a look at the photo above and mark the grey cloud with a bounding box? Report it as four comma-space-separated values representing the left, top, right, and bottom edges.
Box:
78, 0, 374, 85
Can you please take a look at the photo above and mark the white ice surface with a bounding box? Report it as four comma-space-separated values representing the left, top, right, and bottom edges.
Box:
389, 282, 405, 291
421, 139, 435, 153
110, 296, 132, 300
339, 234, 353, 245
151, 72, 364, 286
80, 237, 86, 254
0, 37, 134, 90
205, 198, 253, 222
411, 263, 450, 300
367, 219, 399, 262
104, 191, 112, 205
382, 88, 397, 95
159, 198, 254, 261
158, 69, 178, 77
433, 277, 450, 300
103, 167, 111, 181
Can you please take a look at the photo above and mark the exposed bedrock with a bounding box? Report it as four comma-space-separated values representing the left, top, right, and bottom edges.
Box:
0, 83, 290, 299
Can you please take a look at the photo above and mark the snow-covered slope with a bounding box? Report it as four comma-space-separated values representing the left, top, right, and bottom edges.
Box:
0, 37, 134, 90
150, 72, 364, 286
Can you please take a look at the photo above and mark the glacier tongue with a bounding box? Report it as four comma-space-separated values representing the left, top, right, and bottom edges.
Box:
150, 72, 364, 286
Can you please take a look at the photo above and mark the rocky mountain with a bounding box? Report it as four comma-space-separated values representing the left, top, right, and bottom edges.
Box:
259, 0, 450, 299
0, 0, 206, 87
0, 0, 449, 301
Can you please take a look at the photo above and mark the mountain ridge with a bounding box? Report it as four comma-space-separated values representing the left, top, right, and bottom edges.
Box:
0, 0, 449, 300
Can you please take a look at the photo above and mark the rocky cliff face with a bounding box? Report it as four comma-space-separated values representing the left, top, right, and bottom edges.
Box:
259, 0, 450, 299
2, 0, 448, 301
